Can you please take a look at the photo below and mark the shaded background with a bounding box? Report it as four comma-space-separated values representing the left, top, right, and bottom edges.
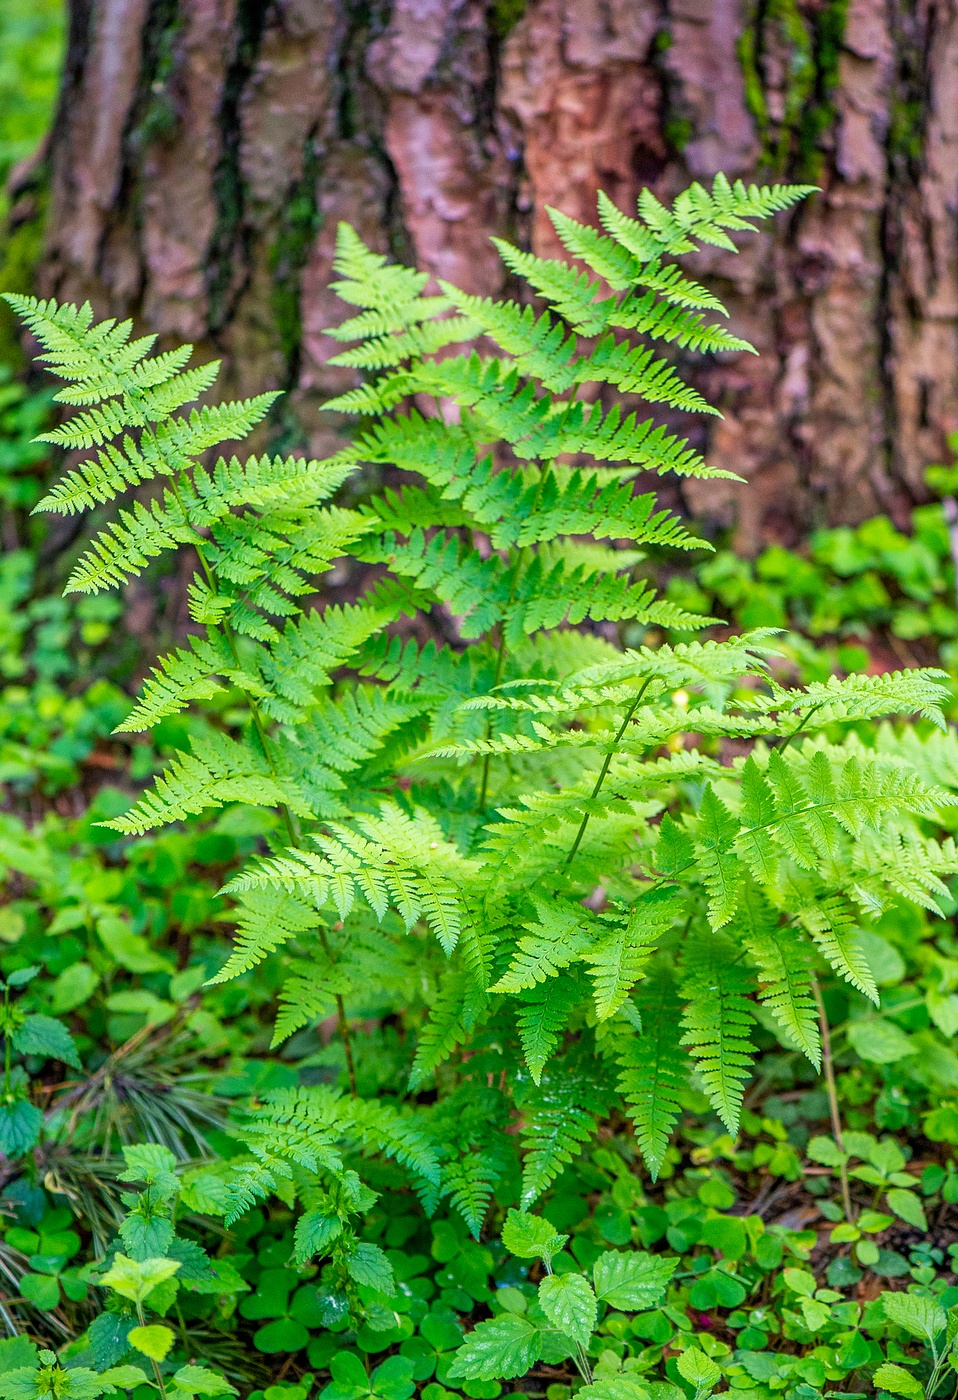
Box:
5, 0, 957, 556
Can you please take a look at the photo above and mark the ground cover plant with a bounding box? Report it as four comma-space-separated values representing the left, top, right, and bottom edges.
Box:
1, 176, 958, 1400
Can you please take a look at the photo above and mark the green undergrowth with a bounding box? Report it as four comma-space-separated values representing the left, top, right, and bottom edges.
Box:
2, 177, 958, 1400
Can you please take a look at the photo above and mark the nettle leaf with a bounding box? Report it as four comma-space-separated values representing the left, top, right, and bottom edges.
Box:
119, 1213, 175, 1260
872, 1362, 925, 1400
344, 1242, 395, 1296
447, 1314, 542, 1381
538, 1271, 597, 1347
880, 1291, 946, 1343
501, 1210, 568, 1262
12, 1015, 81, 1068
677, 1348, 722, 1396
0, 1099, 42, 1158
99, 1253, 181, 1303
592, 1250, 676, 1309
128, 1325, 174, 1361
294, 1209, 343, 1265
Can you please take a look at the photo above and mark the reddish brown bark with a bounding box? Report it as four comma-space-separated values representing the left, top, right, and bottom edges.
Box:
24, 0, 958, 548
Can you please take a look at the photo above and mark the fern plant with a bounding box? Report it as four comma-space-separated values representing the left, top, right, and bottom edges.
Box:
9, 175, 956, 1284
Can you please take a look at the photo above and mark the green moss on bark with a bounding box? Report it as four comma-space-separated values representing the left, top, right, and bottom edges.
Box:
738, 0, 849, 179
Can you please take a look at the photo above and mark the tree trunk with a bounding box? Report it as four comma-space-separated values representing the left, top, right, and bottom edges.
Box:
21, 0, 958, 550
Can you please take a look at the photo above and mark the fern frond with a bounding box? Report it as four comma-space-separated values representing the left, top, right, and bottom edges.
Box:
490, 900, 593, 993
582, 887, 685, 1020
209, 888, 322, 985
800, 895, 878, 1004
36, 396, 278, 514
409, 967, 473, 1089
441, 1153, 499, 1238
105, 730, 312, 835
518, 1061, 609, 1206
65, 492, 197, 593
618, 969, 687, 1179
516, 977, 581, 1084
680, 934, 755, 1132
734, 883, 820, 1065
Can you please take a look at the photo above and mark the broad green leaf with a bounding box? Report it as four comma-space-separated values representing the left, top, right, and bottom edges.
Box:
50, 962, 99, 1015
782, 1267, 816, 1297
344, 1242, 395, 1297
293, 1209, 343, 1265
119, 1212, 175, 1260
98, 1367, 149, 1390
872, 1362, 925, 1400
847, 1019, 914, 1064
592, 1250, 676, 1310
11, 1014, 80, 1068
19, 1274, 60, 1310
538, 1272, 597, 1347
96, 916, 173, 974
127, 1325, 174, 1361
677, 1348, 721, 1393
170, 1366, 238, 1397
880, 1291, 946, 1343
501, 1210, 567, 1262
369, 1356, 416, 1400
0, 1100, 42, 1158
578, 1379, 651, 1400
119, 1143, 178, 1189
99, 1253, 181, 1303
447, 1314, 542, 1381
806, 1135, 847, 1167
885, 1188, 927, 1231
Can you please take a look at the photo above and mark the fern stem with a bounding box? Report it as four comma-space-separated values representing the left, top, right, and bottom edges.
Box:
565, 680, 650, 866
318, 925, 358, 1098
775, 701, 825, 755
477, 471, 548, 813
811, 973, 854, 1221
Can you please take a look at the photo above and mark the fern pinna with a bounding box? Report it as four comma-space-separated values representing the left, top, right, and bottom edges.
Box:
10, 175, 956, 1276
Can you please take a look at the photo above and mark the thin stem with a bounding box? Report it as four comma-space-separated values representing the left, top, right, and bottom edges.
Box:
811, 974, 854, 1221
319, 926, 358, 1098
565, 680, 650, 867
775, 701, 825, 756
3, 988, 9, 1099
477, 623, 511, 813
943, 495, 958, 615
135, 1300, 168, 1399
477, 471, 548, 814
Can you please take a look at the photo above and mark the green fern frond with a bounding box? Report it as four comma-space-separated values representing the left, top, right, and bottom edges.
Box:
618, 969, 687, 1179
209, 888, 322, 985
442, 1153, 499, 1237
680, 935, 755, 1132
409, 968, 473, 1089
518, 1064, 606, 1207
35, 396, 278, 514
516, 977, 581, 1084
800, 895, 878, 1004
65, 492, 197, 593
105, 731, 312, 835
327, 315, 478, 370
582, 887, 685, 1020
734, 883, 820, 1065
490, 901, 593, 994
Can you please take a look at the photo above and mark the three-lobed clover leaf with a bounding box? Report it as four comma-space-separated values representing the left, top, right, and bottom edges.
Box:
320, 1353, 415, 1400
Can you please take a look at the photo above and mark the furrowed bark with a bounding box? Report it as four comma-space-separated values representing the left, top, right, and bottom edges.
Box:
20, 0, 958, 547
